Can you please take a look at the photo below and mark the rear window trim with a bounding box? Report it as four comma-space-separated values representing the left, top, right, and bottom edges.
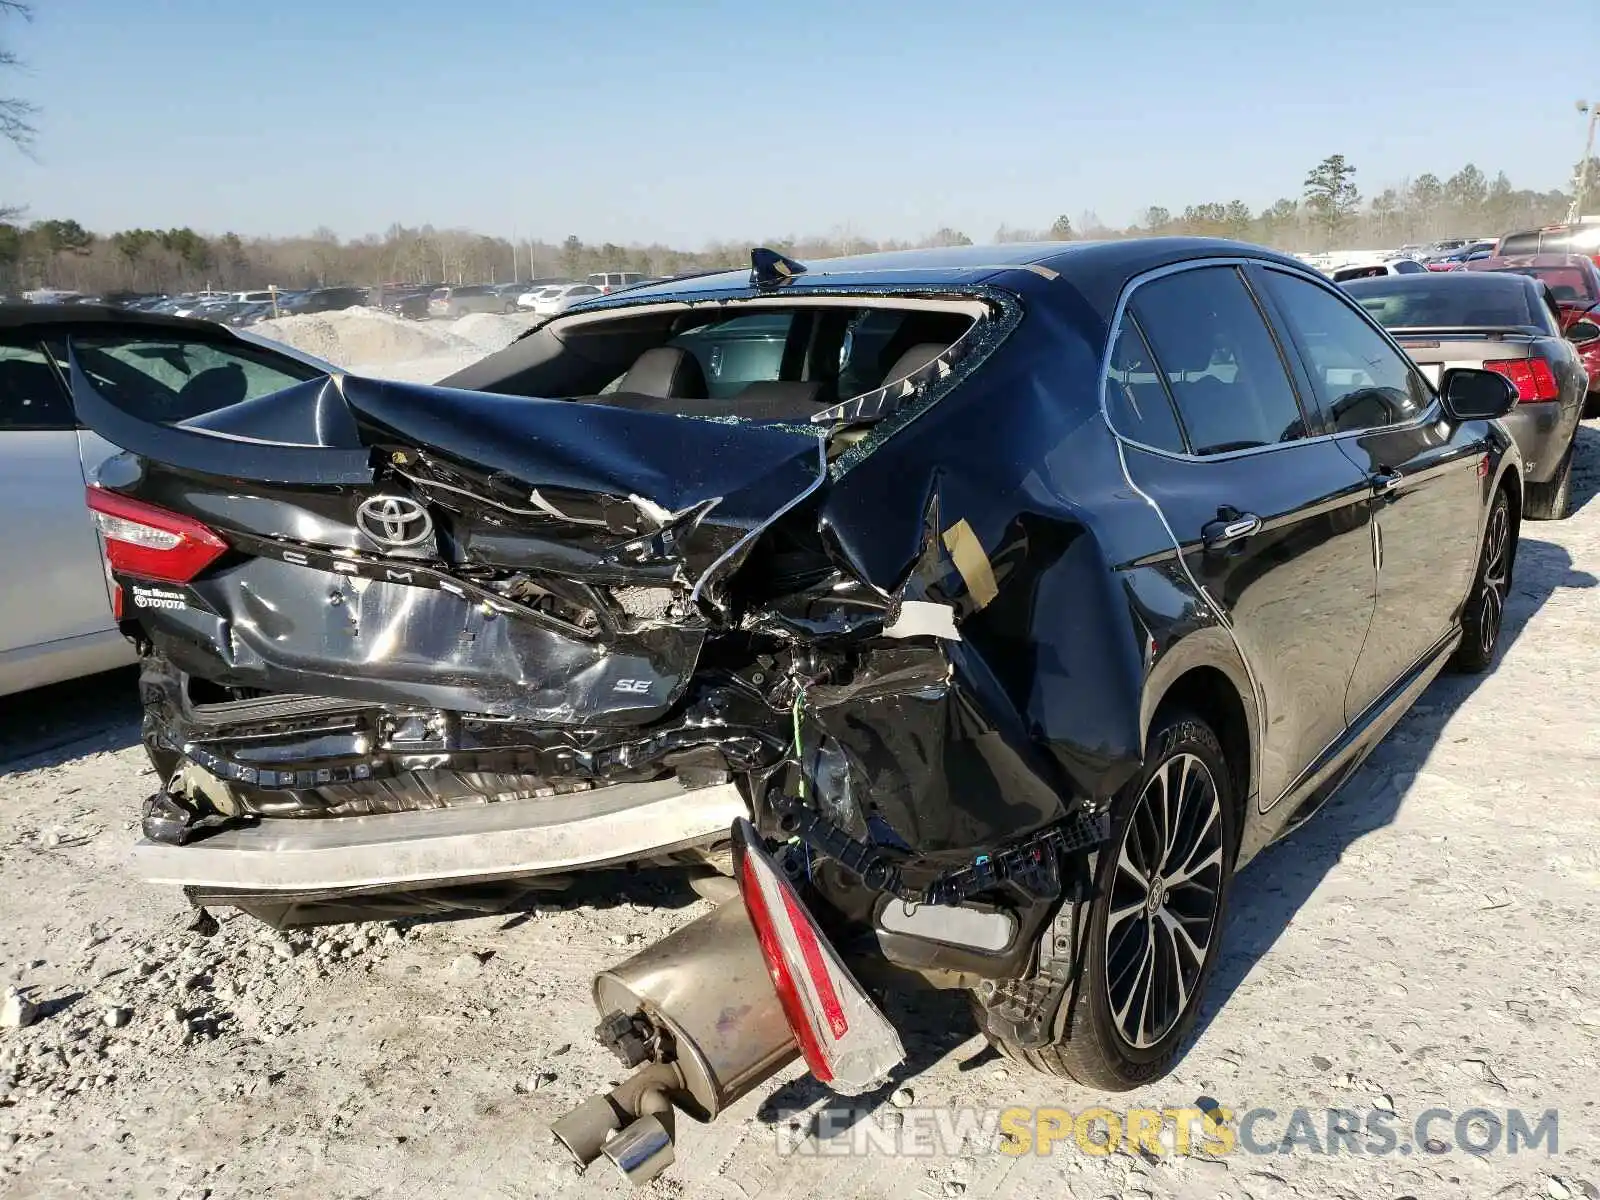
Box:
541, 292, 996, 425
495, 284, 1022, 473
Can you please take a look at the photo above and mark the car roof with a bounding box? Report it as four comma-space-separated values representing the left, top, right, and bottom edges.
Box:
593, 238, 1309, 312
0, 303, 233, 334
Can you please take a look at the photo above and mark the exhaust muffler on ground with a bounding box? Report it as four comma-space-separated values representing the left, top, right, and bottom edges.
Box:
552, 819, 906, 1186
550, 900, 798, 1184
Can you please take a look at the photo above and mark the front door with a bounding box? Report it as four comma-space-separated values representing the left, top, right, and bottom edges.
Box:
1110, 264, 1377, 808
1249, 267, 1487, 722
0, 337, 118, 664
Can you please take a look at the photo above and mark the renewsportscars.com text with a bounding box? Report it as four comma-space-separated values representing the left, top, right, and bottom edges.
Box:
776, 1105, 1558, 1159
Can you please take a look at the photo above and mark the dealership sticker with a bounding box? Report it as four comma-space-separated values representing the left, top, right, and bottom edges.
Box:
130, 585, 188, 612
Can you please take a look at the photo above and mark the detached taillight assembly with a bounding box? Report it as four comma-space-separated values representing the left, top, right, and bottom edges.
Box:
85, 487, 228, 584
1483, 357, 1560, 403
731, 818, 904, 1094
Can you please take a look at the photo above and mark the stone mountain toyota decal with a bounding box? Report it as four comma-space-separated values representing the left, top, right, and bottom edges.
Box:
356, 495, 434, 549
130, 584, 187, 611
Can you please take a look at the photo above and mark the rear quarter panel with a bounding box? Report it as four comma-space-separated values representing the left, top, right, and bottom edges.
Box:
818, 277, 1229, 849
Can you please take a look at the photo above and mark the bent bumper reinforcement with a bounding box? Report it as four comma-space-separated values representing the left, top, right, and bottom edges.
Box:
129, 778, 747, 893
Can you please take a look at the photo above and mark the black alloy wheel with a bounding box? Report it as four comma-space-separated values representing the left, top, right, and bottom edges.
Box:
1104, 750, 1226, 1049
1452, 487, 1513, 673
971, 710, 1238, 1088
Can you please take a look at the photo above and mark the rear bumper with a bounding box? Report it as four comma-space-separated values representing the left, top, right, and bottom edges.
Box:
130, 777, 747, 893
1501, 401, 1572, 482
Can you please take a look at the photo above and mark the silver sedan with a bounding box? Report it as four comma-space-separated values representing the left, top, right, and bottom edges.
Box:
0, 305, 330, 696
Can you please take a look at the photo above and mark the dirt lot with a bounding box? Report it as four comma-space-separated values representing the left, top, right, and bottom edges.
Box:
2, 426, 1599, 1200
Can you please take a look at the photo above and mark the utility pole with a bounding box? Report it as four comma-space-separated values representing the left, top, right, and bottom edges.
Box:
1569, 100, 1599, 223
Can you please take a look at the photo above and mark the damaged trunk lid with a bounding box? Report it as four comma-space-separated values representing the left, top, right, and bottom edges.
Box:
75, 364, 827, 726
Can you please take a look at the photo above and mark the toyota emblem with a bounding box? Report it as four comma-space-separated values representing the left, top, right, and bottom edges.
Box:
356, 495, 434, 549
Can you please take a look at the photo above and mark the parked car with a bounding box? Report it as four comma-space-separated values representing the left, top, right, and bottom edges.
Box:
516, 285, 557, 310
221, 301, 278, 328
1468, 253, 1600, 417
1329, 258, 1430, 282
426, 284, 505, 318
1496, 222, 1600, 267
585, 271, 648, 294
66, 240, 1526, 1182
515, 283, 564, 310
490, 283, 532, 313
371, 286, 432, 321
529, 282, 603, 315
278, 287, 370, 316
1425, 241, 1497, 271
168, 293, 232, 318
1343, 271, 1588, 518
0, 304, 332, 697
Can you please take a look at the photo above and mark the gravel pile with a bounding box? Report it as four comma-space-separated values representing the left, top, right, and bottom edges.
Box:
444, 312, 531, 354
250, 308, 478, 368
248, 308, 535, 383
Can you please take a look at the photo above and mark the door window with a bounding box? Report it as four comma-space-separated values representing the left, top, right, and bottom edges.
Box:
0, 342, 74, 430
47, 336, 319, 424
1130, 266, 1310, 455
1260, 270, 1432, 434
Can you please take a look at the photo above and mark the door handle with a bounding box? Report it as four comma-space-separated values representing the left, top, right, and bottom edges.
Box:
1201, 508, 1262, 552
1371, 470, 1403, 495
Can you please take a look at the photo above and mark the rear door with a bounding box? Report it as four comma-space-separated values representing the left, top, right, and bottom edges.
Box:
1111, 264, 1376, 808
0, 336, 118, 667
1252, 266, 1484, 722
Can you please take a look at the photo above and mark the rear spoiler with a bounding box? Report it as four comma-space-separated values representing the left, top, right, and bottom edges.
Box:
68, 346, 376, 486
1389, 327, 1544, 342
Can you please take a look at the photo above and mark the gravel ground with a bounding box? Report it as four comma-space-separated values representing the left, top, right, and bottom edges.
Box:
2, 425, 1598, 1199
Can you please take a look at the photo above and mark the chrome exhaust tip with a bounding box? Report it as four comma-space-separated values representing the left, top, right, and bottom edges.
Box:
600, 1114, 675, 1185
550, 1083, 677, 1187
549, 1094, 624, 1168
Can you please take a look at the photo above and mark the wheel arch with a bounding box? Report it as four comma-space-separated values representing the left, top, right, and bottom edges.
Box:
1498, 462, 1523, 542
1141, 638, 1259, 856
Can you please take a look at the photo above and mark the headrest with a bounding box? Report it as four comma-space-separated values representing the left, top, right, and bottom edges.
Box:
619, 347, 707, 398
880, 343, 949, 386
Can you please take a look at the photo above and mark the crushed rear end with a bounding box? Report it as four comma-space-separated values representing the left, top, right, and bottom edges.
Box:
75, 262, 1143, 1184
72, 280, 1097, 922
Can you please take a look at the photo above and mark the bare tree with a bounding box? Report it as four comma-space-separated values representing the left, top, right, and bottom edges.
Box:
1, 0, 35, 222
1, 1, 36, 152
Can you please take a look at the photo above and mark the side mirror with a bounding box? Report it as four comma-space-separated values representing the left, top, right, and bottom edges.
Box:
1439, 367, 1518, 421
1566, 319, 1600, 344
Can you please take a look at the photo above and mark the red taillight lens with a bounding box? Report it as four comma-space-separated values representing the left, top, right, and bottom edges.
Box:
85, 487, 228, 584
732, 818, 904, 1094
1483, 358, 1559, 403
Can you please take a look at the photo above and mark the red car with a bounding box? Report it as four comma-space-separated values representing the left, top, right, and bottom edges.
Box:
1469, 253, 1600, 415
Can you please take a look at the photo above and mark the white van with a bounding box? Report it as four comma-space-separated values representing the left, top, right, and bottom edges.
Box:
584, 272, 647, 294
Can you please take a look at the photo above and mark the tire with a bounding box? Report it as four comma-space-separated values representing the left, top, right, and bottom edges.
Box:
1525, 440, 1574, 521
1451, 486, 1513, 673
1583, 389, 1599, 420
973, 710, 1238, 1088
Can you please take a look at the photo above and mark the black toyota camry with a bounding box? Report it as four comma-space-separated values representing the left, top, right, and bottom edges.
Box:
59, 239, 1521, 1168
